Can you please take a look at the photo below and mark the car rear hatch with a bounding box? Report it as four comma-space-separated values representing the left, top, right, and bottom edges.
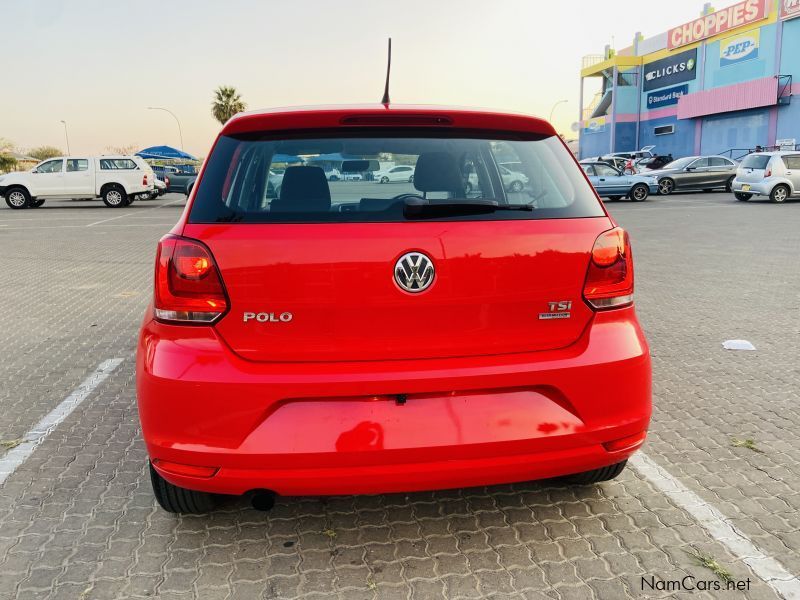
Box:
737, 154, 771, 183
176, 125, 613, 363
182, 218, 611, 362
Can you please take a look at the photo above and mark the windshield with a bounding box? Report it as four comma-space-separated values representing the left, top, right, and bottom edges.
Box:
188, 131, 604, 223
741, 154, 770, 170
661, 157, 696, 170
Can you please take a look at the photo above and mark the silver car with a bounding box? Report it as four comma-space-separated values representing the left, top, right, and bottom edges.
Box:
732, 152, 800, 203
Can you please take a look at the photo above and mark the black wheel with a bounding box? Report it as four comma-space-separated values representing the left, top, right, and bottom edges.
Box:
725, 176, 734, 192
465, 182, 473, 193
606, 196, 622, 201
149, 461, 217, 514
770, 184, 790, 203
561, 460, 627, 485
408, 175, 414, 183
735, 192, 752, 201
629, 184, 649, 202
5, 187, 30, 209
30, 198, 46, 208
658, 178, 675, 195
509, 180, 523, 192
380, 176, 389, 184
102, 185, 127, 208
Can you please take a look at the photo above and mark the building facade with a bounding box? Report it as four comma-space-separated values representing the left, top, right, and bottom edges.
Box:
579, 0, 800, 160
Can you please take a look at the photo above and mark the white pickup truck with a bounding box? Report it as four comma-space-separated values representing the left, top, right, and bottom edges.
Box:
0, 155, 155, 209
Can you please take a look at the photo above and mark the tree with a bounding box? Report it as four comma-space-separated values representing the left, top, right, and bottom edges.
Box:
105, 144, 139, 155
212, 86, 247, 125
0, 138, 16, 173
28, 146, 64, 161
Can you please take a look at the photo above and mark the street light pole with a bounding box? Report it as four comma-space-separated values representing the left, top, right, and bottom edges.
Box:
147, 107, 184, 150
59, 120, 71, 154
549, 100, 569, 124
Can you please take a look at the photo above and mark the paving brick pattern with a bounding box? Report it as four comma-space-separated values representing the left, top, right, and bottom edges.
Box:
0, 194, 797, 599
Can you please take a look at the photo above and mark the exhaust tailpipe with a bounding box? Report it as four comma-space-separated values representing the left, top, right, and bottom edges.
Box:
250, 490, 276, 512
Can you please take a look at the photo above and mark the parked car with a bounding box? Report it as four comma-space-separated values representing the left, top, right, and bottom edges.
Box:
635, 155, 673, 171
590, 156, 630, 173
732, 151, 800, 203
0, 155, 154, 209
646, 156, 738, 195
324, 167, 341, 181
152, 164, 198, 195
467, 165, 529, 193
607, 146, 656, 162
375, 165, 415, 183
139, 177, 167, 200
580, 161, 658, 201
136, 104, 651, 513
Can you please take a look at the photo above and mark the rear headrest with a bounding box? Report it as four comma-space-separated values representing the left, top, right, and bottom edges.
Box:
413, 152, 464, 197
272, 166, 331, 212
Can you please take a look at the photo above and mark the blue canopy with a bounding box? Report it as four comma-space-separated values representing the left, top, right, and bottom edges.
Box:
306, 153, 360, 162
136, 145, 198, 161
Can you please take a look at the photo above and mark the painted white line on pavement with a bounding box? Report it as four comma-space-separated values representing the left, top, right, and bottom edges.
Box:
86, 198, 184, 227
630, 452, 800, 599
0, 358, 124, 485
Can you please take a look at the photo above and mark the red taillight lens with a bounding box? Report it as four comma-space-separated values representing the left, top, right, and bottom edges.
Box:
165, 176, 170, 187
143, 174, 148, 185
153, 235, 228, 323
583, 227, 634, 310
765, 168, 772, 177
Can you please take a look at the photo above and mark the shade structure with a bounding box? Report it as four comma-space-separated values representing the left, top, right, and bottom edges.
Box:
136, 146, 198, 161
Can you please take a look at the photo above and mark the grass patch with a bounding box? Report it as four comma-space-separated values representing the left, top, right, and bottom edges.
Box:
688, 549, 734, 583
731, 438, 763, 453
0, 439, 24, 450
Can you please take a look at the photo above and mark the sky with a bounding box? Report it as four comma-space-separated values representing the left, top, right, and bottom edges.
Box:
1, 0, 712, 157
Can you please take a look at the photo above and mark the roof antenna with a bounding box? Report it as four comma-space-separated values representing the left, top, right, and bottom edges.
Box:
381, 38, 392, 105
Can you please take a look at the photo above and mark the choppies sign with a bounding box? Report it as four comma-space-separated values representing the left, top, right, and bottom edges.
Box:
668, 0, 769, 49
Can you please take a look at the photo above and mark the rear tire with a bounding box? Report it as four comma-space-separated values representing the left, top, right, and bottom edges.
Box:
629, 184, 649, 202
561, 460, 627, 485
102, 185, 127, 208
5, 187, 30, 209
770, 184, 790, 203
149, 462, 217, 514
735, 192, 752, 201
725, 176, 734, 192
380, 176, 389, 184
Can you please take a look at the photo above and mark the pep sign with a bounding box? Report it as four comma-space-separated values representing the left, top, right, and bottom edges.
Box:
668, 0, 768, 49
720, 31, 760, 66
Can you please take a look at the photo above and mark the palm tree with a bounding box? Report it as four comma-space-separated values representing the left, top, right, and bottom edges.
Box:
212, 86, 247, 125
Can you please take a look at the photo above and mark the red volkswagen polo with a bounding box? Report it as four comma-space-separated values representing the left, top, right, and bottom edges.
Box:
136, 104, 651, 513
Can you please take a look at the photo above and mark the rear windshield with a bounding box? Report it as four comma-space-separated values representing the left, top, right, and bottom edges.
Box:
188, 130, 604, 223
741, 154, 770, 170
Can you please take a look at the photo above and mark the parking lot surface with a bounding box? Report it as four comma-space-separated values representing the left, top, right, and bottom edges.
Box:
0, 192, 799, 599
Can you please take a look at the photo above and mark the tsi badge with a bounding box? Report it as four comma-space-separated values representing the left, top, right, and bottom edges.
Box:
243, 312, 293, 323
539, 301, 572, 320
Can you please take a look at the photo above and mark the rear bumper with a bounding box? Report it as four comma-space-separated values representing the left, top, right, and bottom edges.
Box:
731, 179, 787, 196
137, 307, 651, 496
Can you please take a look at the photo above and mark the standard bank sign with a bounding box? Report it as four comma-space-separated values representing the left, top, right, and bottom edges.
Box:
643, 48, 698, 92
647, 84, 689, 109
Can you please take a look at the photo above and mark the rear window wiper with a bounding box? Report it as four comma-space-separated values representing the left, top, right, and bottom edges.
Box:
404, 199, 533, 219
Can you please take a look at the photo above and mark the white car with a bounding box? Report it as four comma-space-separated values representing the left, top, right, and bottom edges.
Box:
732, 151, 800, 203
324, 168, 341, 181
139, 177, 167, 200
1, 155, 154, 209
498, 165, 529, 192
375, 165, 415, 183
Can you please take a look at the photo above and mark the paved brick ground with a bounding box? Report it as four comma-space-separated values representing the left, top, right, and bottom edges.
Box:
0, 193, 797, 599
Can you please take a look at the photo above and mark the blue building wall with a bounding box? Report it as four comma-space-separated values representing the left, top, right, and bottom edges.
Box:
700, 108, 770, 154
579, 128, 611, 158
638, 115, 695, 158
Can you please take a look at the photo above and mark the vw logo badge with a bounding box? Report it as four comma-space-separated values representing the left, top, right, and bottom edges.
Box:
394, 252, 435, 293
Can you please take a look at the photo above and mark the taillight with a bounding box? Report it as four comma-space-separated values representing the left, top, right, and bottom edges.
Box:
153, 235, 228, 323
165, 176, 170, 187
143, 174, 148, 185
583, 227, 634, 310
765, 168, 772, 177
